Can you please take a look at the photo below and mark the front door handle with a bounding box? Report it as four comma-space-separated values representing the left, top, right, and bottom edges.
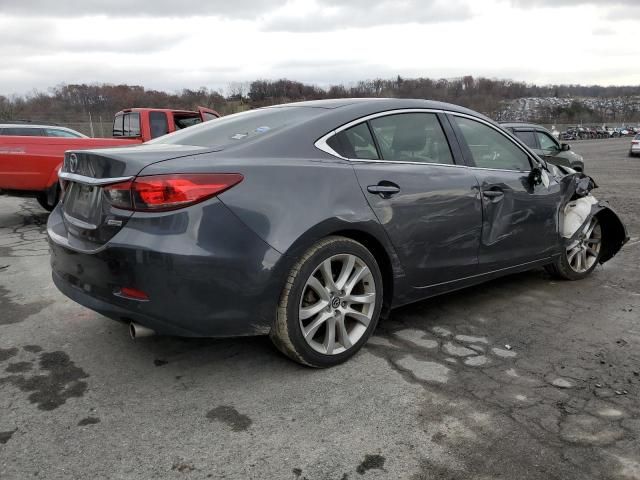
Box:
482, 190, 504, 201
367, 182, 400, 198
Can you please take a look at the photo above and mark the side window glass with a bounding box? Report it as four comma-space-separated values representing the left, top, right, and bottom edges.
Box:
113, 114, 124, 137
369, 113, 453, 164
45, 128, 81, 138
3, 127, 42, 136
128, 113, 141, 137
149, 111, 169, 139
536, 132, 558, 151
514, 131, 537, 149
454, 117, 531, 171
328, 123, 379, 160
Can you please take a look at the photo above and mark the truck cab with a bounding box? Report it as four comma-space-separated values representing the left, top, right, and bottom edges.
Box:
112, 107, 219, 140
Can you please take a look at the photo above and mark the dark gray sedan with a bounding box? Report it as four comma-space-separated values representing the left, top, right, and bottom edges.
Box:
47, 99, 628, 367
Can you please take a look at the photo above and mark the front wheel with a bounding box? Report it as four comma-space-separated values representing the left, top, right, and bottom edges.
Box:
270, 236, 383, 367
546, 216, 602, 280
36, 185, 60, 212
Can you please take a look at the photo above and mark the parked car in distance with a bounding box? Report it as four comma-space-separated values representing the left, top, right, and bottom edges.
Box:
630, 134, 640, 157
501, 122, 585, 172
48, 98, 628, 367
0, 107, 219, 210
0, 123, 88, 138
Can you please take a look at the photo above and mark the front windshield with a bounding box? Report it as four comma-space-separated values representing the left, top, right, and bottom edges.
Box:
147, 106, 324, 148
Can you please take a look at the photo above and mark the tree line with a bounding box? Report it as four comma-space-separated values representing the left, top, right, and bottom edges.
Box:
1, 76, 639, 125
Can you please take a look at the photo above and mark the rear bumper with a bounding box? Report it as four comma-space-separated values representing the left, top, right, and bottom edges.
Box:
48, 198, 285, 337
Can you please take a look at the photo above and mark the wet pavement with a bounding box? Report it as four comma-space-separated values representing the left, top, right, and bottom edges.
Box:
0, 137, 638, 479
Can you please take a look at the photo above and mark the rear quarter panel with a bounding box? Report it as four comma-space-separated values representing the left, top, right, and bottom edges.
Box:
140, 154, 411, 305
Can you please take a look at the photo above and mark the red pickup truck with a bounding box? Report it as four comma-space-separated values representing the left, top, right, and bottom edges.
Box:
0, 107, 219, 210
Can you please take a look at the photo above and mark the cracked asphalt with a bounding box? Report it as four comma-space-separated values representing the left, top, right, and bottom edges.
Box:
1, 137, 639, 480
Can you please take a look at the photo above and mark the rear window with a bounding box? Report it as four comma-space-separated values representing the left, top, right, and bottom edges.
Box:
1, 127, 44, 136
513, 130, 537, 149
174, 114, 202, 130
149, 107, 323, 147
149, 111, 169, 139
113, 112, 140, 137
635, 134, 640, 140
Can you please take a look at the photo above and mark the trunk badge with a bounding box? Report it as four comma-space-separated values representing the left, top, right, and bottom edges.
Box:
106, 219, 123, 227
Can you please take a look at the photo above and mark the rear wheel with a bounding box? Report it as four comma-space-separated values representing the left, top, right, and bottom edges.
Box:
270, 236, 383, 367
546, 216, 602, 280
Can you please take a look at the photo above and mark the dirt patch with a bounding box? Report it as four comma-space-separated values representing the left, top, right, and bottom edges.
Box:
206, 406, 252, 432
0, 429, 17, 445
5, 361, 32, 373
0, 347, 18, 362
77, 417, 101, 426
0, 350, 89, 411
356, 455, 385, 475
0, 285, 52, 325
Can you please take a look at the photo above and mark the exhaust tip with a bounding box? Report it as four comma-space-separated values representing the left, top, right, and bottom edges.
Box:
129, 322, 155, 339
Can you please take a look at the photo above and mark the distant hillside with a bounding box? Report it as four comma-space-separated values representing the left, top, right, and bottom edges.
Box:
2, 76, 640, 126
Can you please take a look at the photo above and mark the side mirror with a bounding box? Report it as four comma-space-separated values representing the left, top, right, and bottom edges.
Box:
529, 166, 543, 186
561, 143, 571, 151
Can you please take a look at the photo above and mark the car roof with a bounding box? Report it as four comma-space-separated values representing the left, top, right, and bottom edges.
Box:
116, 108, 202, 114
0, 123, 68, 129
264, 98, 496, 123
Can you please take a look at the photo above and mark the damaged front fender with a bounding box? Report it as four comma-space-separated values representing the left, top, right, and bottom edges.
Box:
559, 172, 629, 264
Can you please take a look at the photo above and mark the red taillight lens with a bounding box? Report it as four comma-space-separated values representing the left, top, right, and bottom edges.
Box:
103, 174, 243, 212
116, 287, 149, 301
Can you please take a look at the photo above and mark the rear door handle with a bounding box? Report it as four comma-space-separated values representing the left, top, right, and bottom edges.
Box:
367, 183, 400, 198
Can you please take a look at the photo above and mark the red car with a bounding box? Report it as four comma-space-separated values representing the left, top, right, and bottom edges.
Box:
0, 107, 219, 210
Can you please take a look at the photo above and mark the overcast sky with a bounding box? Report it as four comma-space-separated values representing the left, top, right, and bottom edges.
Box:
0, 0, 638, 96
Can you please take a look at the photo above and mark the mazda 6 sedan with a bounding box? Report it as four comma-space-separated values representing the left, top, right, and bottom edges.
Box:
48, 99, 628, 367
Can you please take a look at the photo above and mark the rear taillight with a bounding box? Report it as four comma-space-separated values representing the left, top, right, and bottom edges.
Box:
103, 173, 243, 212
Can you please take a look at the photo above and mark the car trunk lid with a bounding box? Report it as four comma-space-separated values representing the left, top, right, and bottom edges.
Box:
58, 144, 218, 249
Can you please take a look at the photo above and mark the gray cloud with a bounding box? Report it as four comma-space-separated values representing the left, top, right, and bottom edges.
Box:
263, 0, 472, 32
509, 0, 637, 5
0, 0, 283, 18
0, 17, 182, 56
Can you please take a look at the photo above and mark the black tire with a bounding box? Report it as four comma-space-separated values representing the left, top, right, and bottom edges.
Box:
36, 189, 57, 212
546, 217, 602, 281
270, 236, 383, 367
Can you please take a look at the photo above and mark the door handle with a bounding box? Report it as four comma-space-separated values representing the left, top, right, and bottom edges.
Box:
367, 183, 400, 198
482, 190, 504, 201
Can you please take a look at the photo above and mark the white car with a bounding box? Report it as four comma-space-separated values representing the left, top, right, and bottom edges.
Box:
0, 123, 87, 138
630, 134, 640, 157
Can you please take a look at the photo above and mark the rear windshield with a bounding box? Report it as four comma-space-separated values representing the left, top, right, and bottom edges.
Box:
635, 134, 640, 140
148, 107, 323, 148
0, 127, 43, 136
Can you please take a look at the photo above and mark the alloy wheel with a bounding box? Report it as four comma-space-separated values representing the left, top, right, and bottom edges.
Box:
567, 216, 602, 273
298, 254, 376, 355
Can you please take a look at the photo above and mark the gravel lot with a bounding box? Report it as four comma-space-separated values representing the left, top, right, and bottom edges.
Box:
1, 137, 638, 480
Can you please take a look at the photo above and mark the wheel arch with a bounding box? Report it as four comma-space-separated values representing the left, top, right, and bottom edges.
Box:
595, 206, 629, 264
278, 219, 406, 319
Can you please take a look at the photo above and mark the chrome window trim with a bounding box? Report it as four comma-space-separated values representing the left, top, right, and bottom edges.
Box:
59, 172, 133, 186
347, 158, 468, 169
314, 107, 537, 173
314, 108, 446, 162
